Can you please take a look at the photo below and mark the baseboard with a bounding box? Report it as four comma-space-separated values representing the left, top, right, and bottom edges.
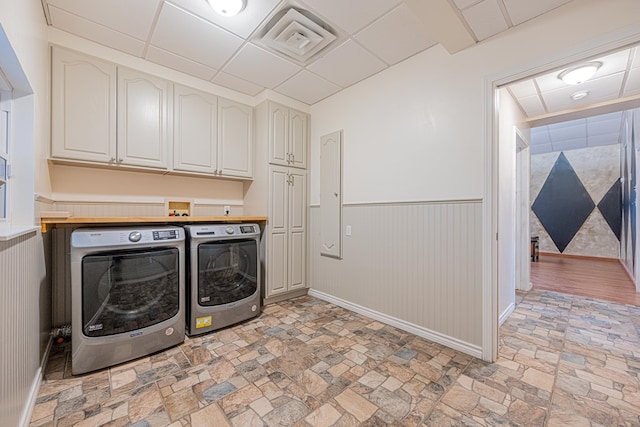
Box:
263, 288, 309, 306
619, 259, 638, 290
538, 252, 619, 262
499, 302, 515, 326
19, 336, 52, 427
307, 289, 482, 359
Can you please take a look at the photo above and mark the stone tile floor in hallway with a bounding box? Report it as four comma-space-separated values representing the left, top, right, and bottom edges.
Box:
30, 290, 640, 426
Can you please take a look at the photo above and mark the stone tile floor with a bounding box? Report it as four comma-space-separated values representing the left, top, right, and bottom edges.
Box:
30, 290, 640, 426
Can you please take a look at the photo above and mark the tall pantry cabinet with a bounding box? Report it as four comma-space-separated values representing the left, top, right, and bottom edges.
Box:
245, 101, 309, 304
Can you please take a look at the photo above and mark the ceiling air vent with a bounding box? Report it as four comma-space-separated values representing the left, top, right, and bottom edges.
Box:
258, 8, 337, 64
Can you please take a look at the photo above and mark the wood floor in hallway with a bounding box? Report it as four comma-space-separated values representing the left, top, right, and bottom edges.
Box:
531, 254, 640, 306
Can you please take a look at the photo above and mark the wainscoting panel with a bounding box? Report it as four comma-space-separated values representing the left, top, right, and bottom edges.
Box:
0, 230, 48, 426
53, 202, 165, 217
309, 200, 483, 354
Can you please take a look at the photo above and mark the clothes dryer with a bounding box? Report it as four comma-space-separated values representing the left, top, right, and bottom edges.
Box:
184, 223, 261, 335
70, 226, 185, 374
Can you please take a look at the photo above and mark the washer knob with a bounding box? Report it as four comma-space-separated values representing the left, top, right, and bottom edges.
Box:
226, 227, 235, 235
129, 231, 142, 242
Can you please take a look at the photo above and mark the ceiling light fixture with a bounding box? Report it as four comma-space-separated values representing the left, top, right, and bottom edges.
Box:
208, 0, 246, 17
558, 61, 602, 85
571, 90, 589, 101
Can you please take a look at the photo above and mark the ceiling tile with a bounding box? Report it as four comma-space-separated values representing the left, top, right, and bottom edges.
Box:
552, 137, 587, 152
276, 70, 341, 104
516, 94, 546, 117
453, 0, 483, 10
531, 143, 553, 155
502, 0, 571, 26
168, 0, 281, 39
46, 0, 161, 40
508, 80, 538, 98
587, 133, 620, 147
461, 0, 508, 41
631, 47, 640, 69
536, 50, 630, 92
150, 3, 244, 70
623, 67, 640, 97
541, 73, 626, 112
300, 0, 402, 34
548, 122, 586, 141
586, 115, 622, 136
212, 72, 264, 96
531, 127, 551, 145
307, 40, 386, 87
48, 6, 146, 56
145, 46, 217, 80
222, 44, 301, 88
355, 4, 436, 65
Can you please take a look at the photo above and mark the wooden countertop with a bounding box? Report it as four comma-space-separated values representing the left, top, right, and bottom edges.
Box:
40, 216, 267, 232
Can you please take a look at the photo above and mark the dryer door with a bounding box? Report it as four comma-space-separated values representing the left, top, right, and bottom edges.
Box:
197, 239, 258, 306
81, 247, 180, 337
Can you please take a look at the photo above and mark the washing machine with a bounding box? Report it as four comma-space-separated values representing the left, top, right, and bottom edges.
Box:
70, 226, 185, 375
184, 223, 261, 335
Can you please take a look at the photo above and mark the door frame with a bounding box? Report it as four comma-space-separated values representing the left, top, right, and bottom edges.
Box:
482, 26, 640, 362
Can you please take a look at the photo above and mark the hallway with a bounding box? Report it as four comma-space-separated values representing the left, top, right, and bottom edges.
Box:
531, 254, 640, 306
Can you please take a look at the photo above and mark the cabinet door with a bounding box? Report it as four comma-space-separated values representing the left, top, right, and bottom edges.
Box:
173, 84, 217, 174
117, 68, 168, 169
268, 103, 289, 166
288, 170, 306, 290
51, 48, 116, 163
267, 167, 289, 296
289, 110, 308, 169
218, 98, 253, 178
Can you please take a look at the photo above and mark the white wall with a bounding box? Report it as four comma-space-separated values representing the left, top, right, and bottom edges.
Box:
310, 0, 640, 205
309, 0, 640, 357
497, 88, 528, 323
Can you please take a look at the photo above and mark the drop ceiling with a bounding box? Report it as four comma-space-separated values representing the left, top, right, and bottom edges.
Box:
507, 46, 640, 154
41, 0, 577, 105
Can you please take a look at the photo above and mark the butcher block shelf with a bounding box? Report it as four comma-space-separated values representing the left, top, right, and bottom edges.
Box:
40, 216, 267, 233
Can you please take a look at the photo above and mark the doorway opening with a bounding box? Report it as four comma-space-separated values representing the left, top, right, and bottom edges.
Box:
485, 34, 640, 362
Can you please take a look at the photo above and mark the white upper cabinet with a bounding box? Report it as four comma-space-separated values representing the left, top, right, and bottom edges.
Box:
51, 47, 117, 163
50, 47, 254, 180
218, 98, 253, 179
289, 109, 308, 169
117, 67, 169, 169
268, 102, 308, 169
173, 83, 218, 174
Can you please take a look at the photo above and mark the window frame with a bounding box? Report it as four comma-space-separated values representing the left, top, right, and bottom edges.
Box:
0, 85, 10, 222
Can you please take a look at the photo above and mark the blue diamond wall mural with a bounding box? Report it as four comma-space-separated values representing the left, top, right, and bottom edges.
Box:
532, 152, 595, 253
598, 178, 622, 240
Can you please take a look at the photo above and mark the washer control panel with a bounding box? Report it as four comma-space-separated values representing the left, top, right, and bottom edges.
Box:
153, 229, 179, 240
186, 223, 260, 240
129, 231, 142, 242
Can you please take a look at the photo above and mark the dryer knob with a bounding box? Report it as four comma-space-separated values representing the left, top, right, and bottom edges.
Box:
129, 231, 142, 242
225, 227, 235, 235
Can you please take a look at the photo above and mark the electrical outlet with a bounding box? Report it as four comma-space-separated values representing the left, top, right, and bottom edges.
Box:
345, 225, 352, 236
224, 205, 230, 216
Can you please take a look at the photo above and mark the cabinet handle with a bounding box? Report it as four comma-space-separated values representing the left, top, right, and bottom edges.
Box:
110, 157, 116, 162
290, 154, 295, 164
118, 158, 123, 163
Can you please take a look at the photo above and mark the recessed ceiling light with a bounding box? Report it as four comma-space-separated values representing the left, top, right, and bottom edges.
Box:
558, 61, 602, 85
207, 0, 246, 17
571, 90, 589, 100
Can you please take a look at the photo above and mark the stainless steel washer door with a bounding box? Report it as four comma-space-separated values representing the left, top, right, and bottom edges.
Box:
197, 239, 258, 306
81, 247, 180, 337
